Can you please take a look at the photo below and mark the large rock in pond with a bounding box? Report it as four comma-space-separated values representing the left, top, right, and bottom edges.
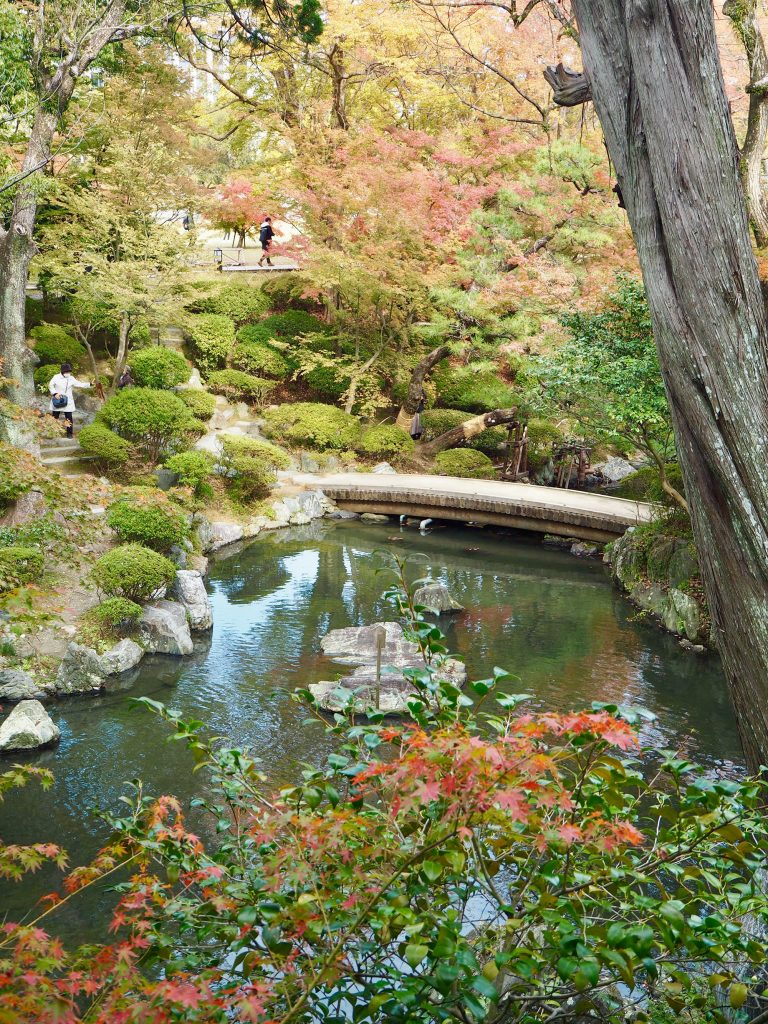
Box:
139, 600, 193, 655
0, 700, 60, 751
55, 642, 108, 695
310, 621, 466, 715
171, 570, 213, 631
413, 582, 464, 615
100, 638, 144, 675
208, 522, 244, 551
0, 668, 47, 702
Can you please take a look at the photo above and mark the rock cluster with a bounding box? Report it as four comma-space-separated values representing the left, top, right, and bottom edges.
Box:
192, 491, 335, 552
310, 621, 466, 714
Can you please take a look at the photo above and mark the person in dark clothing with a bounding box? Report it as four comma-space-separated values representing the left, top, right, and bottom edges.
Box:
258, 217, 275, 266
118, 366, 135, 389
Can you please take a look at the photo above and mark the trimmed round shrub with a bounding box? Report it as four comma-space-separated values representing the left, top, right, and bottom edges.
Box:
262, 402, 359, 450
260, 310, 330, 340
200, 281, 270, 323
98, 388, 195, 463
358, 424, 415, 458
420, 409, 507, 454
304, 364, 350, 398
90, 597, 143, 632
187, 314, 236, 373
0, 546, 45, 592
231, 339, 291, 379
165, 451, 215, 497
206, 369, 276, 405
433, 361, 517, 412
178, 389, 216, 421
220, 437, 291, 503
131, 346, 189, 389
28, 323, 86, 369
432, 449, 495, 479
79, 424, 133, 469
91, 543, 176, 602
106, 493, 189, 552
0, 444, 38, 506
34, 363, 60, 393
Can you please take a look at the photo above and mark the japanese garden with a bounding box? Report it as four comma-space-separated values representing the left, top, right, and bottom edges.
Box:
3, 0, 768, 1021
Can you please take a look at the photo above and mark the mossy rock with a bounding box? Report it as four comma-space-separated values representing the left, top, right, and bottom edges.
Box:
646, 536, 683, 584
667, 542, 700, 589
432, 449, 495, 479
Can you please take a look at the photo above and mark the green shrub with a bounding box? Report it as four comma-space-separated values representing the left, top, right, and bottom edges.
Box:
526, 418, 562, 461
28, 323, 87, 369
186, 314, 236, 373
231, 338, 291, 379
220, 436, 291, 503
262, 402, 359, 450
165, 451, 215, 497
433, 361, 517, 412
358, 424, 415, 458
304, 364, 350, 399
98, 388, 195, 464
90, 597, 143, 632
432, 448, 495, 479
200, 281, 270, 324
206, 369, 276, 405
260, 272, 322, 311
34, 363, 60, 393
91, 543, 176, 602
420, 409, 507, 453
106, 493, 189, 552
260, 310, 330, 340
0, 444, 38, 506
0, 546, 45, 592
178, 389, 216, 421
79, 424, 133, 469
131, 346, 189, 389
25, 296, 44, 328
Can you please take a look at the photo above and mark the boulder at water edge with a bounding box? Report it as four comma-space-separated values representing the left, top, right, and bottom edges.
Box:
100, 638, 144, 675
55, 642, 109, 695
171, 570, 213, 631
412, 582, 464, 615
0, 700, 60, 751
310, 621, 466, 715
139, 600, 193, 655
0, 668, 47, 702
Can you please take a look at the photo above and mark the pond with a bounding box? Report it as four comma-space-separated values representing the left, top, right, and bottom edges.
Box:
0, 519, 742, 938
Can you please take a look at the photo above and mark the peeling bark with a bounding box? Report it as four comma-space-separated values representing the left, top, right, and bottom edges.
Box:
419, 407, 518, 456
563, 0, 768, 769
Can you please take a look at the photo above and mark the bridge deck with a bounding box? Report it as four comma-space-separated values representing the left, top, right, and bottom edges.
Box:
293, 473, 654, 543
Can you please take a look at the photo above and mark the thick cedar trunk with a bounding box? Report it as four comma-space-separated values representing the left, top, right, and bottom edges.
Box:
567, 0, 768, 769
394, 344, 450, 431
419, 407, 518, 456
724, 0, 768, 247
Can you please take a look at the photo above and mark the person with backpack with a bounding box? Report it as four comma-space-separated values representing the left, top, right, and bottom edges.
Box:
48, 363, 91, 438
258, 216, 275, 266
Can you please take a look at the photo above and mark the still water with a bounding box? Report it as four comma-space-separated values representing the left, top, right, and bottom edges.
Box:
0, 520, 741, 934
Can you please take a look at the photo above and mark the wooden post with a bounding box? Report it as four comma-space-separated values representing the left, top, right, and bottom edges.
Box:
373, 625, 386, 711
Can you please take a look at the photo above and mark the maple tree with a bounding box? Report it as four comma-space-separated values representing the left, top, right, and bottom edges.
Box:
211, 177, 270, 248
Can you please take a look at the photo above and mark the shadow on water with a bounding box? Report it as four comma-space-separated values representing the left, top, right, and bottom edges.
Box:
0, 519, 741, 937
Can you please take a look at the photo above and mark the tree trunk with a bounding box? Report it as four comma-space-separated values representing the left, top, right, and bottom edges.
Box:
724, 0, 768, 247
419, 407, 518, 456
394, 344, 450, 431
564, 0, 768, 769
111, 313, 130, 394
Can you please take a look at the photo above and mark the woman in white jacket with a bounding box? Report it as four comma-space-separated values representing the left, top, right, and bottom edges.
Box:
48, 362, 91, 438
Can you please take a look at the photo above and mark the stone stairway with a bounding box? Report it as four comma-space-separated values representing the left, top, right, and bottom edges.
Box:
39, 436, 95, 471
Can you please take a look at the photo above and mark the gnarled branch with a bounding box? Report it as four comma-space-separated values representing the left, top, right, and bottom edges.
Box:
543, 62, 592, 106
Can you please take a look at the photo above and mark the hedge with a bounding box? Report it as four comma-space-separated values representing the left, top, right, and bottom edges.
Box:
357, 424, 415, 458
78, 424, 134, 469
28, 323, 87, 369
262, 402, 359, 450
178, 389, 216, 421
200, 281, 270, 324
432, 449, 495, 479
98, 388, 195, 463
206, 369, 276, 405
106, 493, 189, 552
91, 543, 176, 602
187, 314, 236, 373
231, 338, 291, 379
0, 546, 45, 592
131, 347, 189, 389
220, 437, 291, 503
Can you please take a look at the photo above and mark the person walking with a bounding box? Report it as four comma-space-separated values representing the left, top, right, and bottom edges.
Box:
48, 363, 91, 438
258, 216, 275, 266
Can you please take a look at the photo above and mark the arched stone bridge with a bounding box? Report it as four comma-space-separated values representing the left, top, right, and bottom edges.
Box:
294, 473, 653, 543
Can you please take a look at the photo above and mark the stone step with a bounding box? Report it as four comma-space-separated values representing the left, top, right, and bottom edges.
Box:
40, 441, 81, 456
40, 453, 95, 467
42, 436, 82, 449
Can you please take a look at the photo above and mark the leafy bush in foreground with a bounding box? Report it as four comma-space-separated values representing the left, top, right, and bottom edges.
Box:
433, 448, 495, 479
262, 401, 359, 450
106, 494, 189, 552
260, 309, 330, 340
3, 567, 768, 1023
91, 543, 176, 601
130, 346, 189, 390
0, 545, 45, 592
